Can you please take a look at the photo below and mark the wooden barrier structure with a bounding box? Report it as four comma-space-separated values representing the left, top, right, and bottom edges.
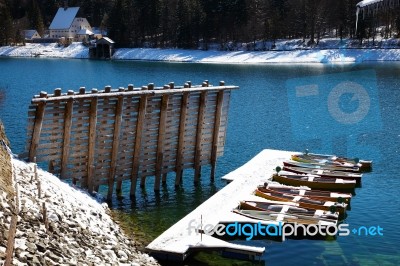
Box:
25, 81, 238, 200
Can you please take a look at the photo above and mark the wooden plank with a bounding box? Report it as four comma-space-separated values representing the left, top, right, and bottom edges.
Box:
210, 87, 225, 180
66, 158, 90, 165
31, 86, 239, 103
36, 154, 62, 162
194, 91, 206, 182
61, 98, 73, 178
175, 92, 189, 186
155, 93, 169, 191
29, 101, 46, 161
69, 132, 90, 140
130, 93, 148, 197
36, 140, 63, 150
108, 95, 124, 200
86, 89, 98, 191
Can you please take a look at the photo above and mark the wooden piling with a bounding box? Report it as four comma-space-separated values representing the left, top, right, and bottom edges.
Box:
194, 90, 207, 183
211, 81, 225, 180
140, 85, 153, 189
175, 92, 189, 186
54, 88, 62, 97
155, 89, 169, 192
29, 92, 47, 162
115, 88, 126, 196
60, 91, 74, 179
130, 89, 148, 197
86, 89, 98, 191
108, 93, 124, 201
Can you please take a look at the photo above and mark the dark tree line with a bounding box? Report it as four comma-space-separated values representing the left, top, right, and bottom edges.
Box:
1, 0, 400, 48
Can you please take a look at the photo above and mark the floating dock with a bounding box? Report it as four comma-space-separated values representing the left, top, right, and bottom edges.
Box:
146, 149, 296, 261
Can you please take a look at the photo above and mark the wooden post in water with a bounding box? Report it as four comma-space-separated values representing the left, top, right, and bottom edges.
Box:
194, 82, 208, 184
130, 86, 148, 197
60, 90, 74, 179
140, 84, 154, 189
108, 89, 124, 201
162, 83, 175, 184
175, 85, 190, 187
155, 86, 169, 192
86, 89, 98, 192
211, 81, 225, 180
29, 91, 47, 162
116, 88, 126, 197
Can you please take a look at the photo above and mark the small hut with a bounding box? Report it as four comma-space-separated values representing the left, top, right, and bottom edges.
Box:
93, 37, 115, 59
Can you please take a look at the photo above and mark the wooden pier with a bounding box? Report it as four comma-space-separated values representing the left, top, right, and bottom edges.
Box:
146, 149, 296, 261
25, 81, 238, 200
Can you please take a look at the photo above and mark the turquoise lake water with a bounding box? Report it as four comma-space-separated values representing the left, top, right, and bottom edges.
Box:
0, 58, 399, 265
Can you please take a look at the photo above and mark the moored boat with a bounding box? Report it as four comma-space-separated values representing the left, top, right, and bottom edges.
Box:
291, 154, 360, 169
272, 172, 357, 190
233, 208, 337, 226
295, 152, 372, 171
263, 183, 352, 203
239, 200, 339, 222
282, 166, 362, 184
283, 160, 360, 173
255, 187, 347, 216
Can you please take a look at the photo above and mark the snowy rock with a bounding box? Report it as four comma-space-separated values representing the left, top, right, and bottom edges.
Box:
0, 246, 6, 258
0, 157, 160, 266
14, 238, 28, 250
117, 250, 128, 259
101, 249, 117, 261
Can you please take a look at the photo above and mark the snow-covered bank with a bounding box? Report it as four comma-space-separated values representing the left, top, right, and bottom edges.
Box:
113, 47, 400, 63
2, 40, 400, 63
0, 43, 89, 59
0, 153, 160, 265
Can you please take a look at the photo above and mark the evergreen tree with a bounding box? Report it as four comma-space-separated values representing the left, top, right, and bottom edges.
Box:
0, 4, 13, 45
15, 28, 24, 45
108, 0, 130, 47
28, 0, 45, 36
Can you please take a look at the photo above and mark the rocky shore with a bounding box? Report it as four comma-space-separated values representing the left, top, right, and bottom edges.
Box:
0, 132, 160, 265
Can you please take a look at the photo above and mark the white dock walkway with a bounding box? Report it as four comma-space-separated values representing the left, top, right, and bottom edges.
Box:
146, 149, 296, 261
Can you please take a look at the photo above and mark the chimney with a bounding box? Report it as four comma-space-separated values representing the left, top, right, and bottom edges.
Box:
64, 1, 68, 10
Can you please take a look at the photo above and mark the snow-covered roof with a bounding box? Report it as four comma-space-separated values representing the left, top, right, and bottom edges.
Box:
23, 30, 40, 39
49, 7, 79, 30
97, 37, 115, 44
77, 28, 93, 35
102, 37, 115, 44
356, 0, 384, 8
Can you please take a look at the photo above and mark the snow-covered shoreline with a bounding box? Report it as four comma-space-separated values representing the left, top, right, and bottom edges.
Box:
2, 41, 400, 64
0, 149, 160, 265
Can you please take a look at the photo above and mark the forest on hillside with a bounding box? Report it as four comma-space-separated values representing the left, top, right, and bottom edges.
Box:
1, 0, 400, 48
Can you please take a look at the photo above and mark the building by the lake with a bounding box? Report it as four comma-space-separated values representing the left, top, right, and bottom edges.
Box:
48, 7, 92, 42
